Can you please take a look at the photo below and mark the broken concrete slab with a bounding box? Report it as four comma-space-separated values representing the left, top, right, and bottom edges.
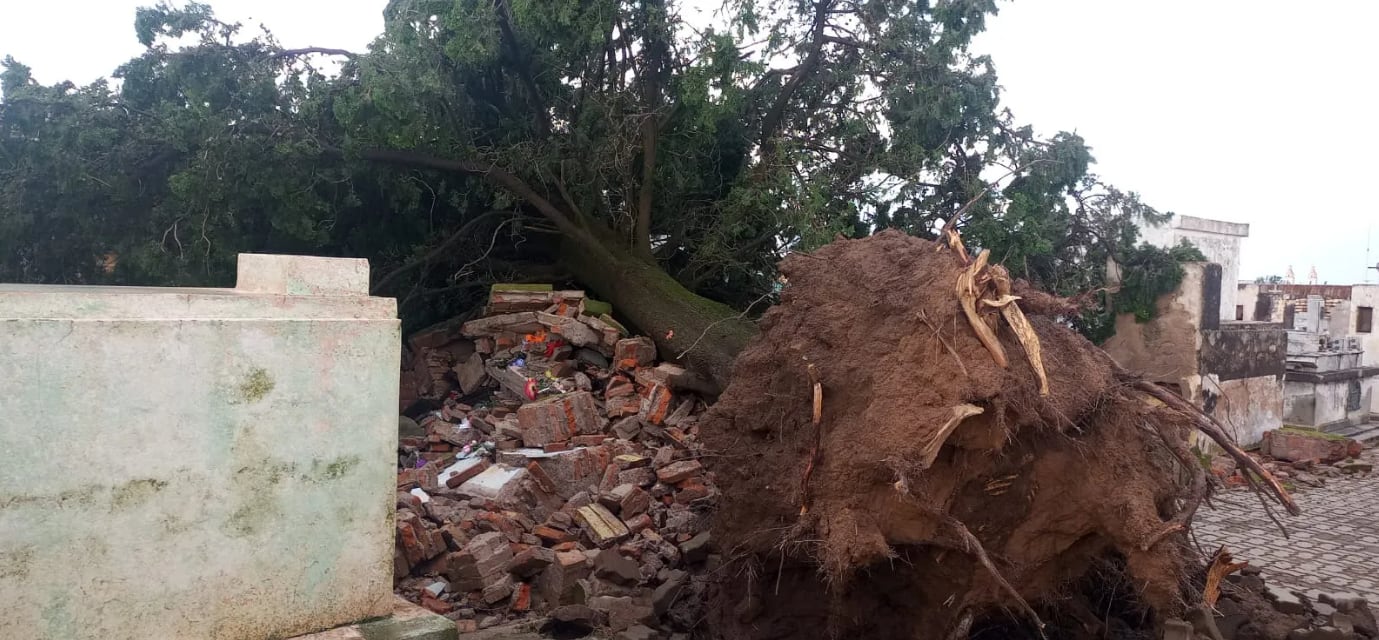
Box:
288, 597, 458, 640
1267, 585, 1308, 615
456, 465, 527, 503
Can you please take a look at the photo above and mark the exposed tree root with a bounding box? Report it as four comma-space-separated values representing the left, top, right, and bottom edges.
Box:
799, 362, 824, 516
1127, 377, 1300, 516
1203, 546, 1248, 607
957, 250, 1009, 368
920, 404, 985, 469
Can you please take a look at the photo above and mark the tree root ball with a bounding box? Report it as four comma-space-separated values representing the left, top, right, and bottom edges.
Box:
699, 230, 1203, 639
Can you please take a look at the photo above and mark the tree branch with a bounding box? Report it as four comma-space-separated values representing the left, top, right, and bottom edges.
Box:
362, 149, 593, 246
635, 115, 658, 258
370, 209, 509, 295
493, 0, 552, 136
757, 0, 835, 161
270, 47, 358, 60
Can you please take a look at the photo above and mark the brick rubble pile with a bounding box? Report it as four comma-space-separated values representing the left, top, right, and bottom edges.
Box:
393, 287, 714, 638
1211, 429, 1373, 492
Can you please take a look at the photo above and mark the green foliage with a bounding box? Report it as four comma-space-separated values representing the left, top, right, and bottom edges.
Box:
1, 0, 1206, 341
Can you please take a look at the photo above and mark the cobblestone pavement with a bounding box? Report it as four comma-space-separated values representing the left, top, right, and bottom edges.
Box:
1194, 465, 1379, 603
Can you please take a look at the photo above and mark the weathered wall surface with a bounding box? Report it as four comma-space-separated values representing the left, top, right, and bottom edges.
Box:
1204, 374, 1284, 447
1199, 323, 1287, 382
0, 255, 399, 640
1197, 323, 1286, 446
1107, 263, 1285, 447
1284, 369, 1379, 428
1103, 263, 1207, 387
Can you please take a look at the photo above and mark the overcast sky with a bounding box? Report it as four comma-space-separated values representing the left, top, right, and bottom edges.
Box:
3, 1, 1376, 283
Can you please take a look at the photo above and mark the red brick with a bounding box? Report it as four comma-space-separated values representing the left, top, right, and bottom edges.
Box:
512, 583, 532, 612
618, 467, 656, 488
613, 337, 657, 369
527, 446, 611, 500
527, 462, 558, 495
610, 483, 652, 516
606, 395, 641, 418
397, 464, 439, 490
623, 513, 654, 533
553, 541, 578, 552
445, 532, 514, 592
544, 441, 571, 453
534, 525, 575, 544
396, 510, 446, 566
1262, 429, 1357, 464
421, 592, 453, 614
573, 435, 608, 447
675, 480, 711, 504
598, 464, 621, 493
517, 391, 602, 446
656, 460, 703, 484
444, 459, 490, 489
477, 512, 522, 543
639, 383, 673, 425
605, 378, 637, 399
507, 545, 556, 577
538, 550, 591, 606
440, 523, 467, 551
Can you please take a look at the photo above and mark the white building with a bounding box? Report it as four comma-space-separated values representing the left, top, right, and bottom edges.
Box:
1139, 214, 1250, 324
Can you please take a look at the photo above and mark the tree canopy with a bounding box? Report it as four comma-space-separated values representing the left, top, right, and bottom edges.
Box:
0, 0, 1204, 379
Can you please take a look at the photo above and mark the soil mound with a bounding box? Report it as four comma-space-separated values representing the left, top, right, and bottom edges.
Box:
699, 230, 1289, 639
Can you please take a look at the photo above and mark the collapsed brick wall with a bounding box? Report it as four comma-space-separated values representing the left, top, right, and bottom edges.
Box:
392, 288, 718, 637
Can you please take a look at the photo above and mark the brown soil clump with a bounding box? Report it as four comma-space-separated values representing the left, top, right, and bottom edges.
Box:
699, 230, 1274, 639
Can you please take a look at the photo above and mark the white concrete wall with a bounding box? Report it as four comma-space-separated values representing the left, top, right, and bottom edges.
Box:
1205, 374, 1283, 447
1141, 214, 1248, 323
1351, 286, 1379, 368
0, 255, 399, 640
1285, 377, 1377, 428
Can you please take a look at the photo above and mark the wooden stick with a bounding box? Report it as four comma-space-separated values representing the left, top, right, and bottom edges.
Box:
800, 362, 824, 516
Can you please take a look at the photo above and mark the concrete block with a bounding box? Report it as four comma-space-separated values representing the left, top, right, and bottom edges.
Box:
0, 255, 398, 640
235, 253, 370, 295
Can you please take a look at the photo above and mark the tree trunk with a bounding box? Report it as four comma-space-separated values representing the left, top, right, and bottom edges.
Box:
559, 233, 756, 392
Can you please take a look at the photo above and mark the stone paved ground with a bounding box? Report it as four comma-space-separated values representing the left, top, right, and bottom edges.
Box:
1194, 457, 1379, 603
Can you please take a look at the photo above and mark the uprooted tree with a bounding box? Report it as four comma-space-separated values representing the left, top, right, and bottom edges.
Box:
701, 230, 1297, 639
1, 0, 1202, 387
